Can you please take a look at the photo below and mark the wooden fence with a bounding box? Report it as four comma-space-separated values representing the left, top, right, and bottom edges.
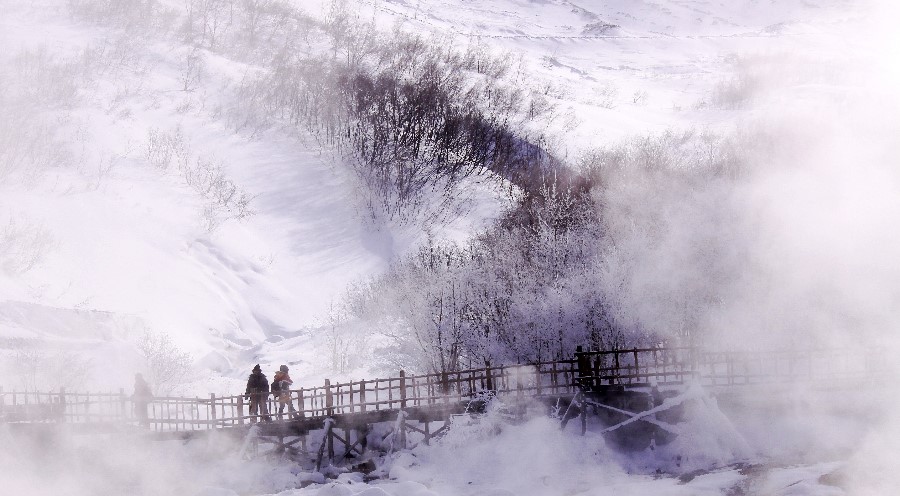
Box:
573, 346, 887, 389
0, 346, 887, 431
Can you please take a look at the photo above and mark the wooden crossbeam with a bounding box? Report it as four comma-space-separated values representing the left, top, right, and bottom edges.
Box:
583, 399, 678, 435
338, 432, 367, 461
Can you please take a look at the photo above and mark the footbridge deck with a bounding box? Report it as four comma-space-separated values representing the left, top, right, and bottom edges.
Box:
2, 346, 886, 429
1, 346, 888, 464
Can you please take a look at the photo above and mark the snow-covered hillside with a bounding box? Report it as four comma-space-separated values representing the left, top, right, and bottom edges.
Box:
0, 0, 515, 391
2, 0, 899, 493
4, 0, 892, 391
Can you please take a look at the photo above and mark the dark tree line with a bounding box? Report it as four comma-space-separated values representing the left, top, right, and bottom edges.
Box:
237, 14, 559, 218
343, 132, 748, 374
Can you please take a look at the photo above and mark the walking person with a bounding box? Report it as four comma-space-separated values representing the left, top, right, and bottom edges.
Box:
272, 364, 297, 420
133, 373, 152, 427
244, 364, 271, 422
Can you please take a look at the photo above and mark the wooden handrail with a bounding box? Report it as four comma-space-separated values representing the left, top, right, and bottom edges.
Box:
1, 347, 884, 430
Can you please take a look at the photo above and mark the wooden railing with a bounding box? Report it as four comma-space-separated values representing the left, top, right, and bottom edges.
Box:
572, 347, 888, 389
573, 347, 697, 389
0, 361, 580, 430
1, 346, 887, 431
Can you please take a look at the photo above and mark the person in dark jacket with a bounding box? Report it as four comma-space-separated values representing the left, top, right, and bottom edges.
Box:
133, 373, 152, 427
244, 364, 271, 422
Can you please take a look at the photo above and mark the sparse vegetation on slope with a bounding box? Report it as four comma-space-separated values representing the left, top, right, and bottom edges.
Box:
339, 131, 749, 374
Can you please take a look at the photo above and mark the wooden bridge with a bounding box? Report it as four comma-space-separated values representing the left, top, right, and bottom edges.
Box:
0, 346, 888, 468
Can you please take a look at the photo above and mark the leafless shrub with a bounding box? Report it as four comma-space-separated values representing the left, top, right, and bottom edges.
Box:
462, 40, 512, 79
181, 0, 232, 50
184, 155, 255, 231
179, 47, 206, 92
594, 82, 618, 109
142, 126, 253, 230
632, 90, 649, 105
0, 116, 71, 181
66, 0, 550, 225
136, 330, 192, 395
7, 341, 93, 391
68, 0, 178, 36
0, 217, 56, 276
321, 301, 368, 374
10, 47, 82, 110
145, 127, 187, 170
342, 130, 754, 373
709, 74, 761, 109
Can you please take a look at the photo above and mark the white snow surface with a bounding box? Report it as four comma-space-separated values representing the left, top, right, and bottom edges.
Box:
1, 0, 892, 389
2, 0, 900, 494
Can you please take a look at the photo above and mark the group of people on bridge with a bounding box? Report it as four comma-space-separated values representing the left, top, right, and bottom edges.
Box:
130, 363, 298, 425
245, 363, 298, 422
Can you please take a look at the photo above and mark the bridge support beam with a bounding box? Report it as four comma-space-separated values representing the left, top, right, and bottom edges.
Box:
315, 418, 335, 471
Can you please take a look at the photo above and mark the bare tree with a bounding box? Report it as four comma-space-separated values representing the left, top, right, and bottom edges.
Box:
137, 331, 193, 394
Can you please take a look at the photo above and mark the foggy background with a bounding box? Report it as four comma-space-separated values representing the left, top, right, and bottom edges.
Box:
1, 0, 898, 494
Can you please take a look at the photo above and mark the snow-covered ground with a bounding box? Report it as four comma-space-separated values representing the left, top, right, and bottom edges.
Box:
2, 0, 892, 388
0, 0, 512, 391
2, 0, 899, 494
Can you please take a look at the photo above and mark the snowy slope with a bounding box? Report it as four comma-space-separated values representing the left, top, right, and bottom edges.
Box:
1, 0, 897, 390
0, 0, 508, 391
2, 0, 899, 495
363, 0, 864, 150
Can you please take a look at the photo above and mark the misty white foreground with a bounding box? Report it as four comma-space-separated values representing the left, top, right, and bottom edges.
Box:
1, 384, 896, 496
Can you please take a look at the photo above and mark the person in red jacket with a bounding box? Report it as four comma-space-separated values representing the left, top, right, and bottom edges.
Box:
272, 364, 297, 420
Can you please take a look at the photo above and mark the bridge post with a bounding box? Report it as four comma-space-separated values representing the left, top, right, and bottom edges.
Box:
515, 366, 525, 420
359, 380, 367, 413
515, 366, 523, 400
633, 349, 640, 384
575, 346, 590, 389
238, 395, 245, 425
728, 352, 734, 385
399, 411, 407, 449
399, 370, 407, 410
59, 387, 67, 423
210, 393, 217, 426
325, 379, 334, 416
297, 388, 305, 417
359, 425, 369, 454
550, 362, 558, 393
119, 388, 126, 423
316, 418, 334, 471
349, 381, 355, 412
613, 350, 620, 385
580, 395, 587, 436
327, 423, 334, 462
690, 347, 700, 381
